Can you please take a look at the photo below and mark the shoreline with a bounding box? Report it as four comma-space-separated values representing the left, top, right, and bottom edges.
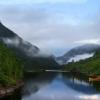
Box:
0, 81, 24, 99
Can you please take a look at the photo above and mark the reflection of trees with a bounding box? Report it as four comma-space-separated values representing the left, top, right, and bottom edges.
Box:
91, 81, 100, 92
22, 72, 57, 96
62, 72, 97, 94
63, 72, 89, 84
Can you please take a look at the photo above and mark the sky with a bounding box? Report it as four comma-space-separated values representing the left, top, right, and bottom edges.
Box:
0, 0, 100, 56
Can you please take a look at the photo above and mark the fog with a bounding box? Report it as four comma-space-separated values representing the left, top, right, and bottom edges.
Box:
67, 53, 94, 63
0, 0, 100, 56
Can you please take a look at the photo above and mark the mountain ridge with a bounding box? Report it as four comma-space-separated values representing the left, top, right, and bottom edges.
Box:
56, 44, 100, 65
0, 22, 59, 71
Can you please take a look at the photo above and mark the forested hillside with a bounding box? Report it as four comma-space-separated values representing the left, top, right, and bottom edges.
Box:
0, 42, 23, 86
57, 44, 100, 64
63, 51, 100, 75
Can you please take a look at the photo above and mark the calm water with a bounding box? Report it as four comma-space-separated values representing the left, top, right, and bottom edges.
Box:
3, 72, 100, 100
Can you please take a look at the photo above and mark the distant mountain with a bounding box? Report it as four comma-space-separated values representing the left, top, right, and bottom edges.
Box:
0, 22, 59, 71
56, 44, 100, 65
63, 51, 100, 75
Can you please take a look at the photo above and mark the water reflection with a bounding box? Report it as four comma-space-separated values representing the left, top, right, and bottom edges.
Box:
62, 72, 96, 94
22, 72, 57, 97
22, 72, 100, 100
23, 72, 79, 100
2, 72, 100, 100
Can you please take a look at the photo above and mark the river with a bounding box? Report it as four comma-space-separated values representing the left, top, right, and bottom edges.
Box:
2, 72, 100, 100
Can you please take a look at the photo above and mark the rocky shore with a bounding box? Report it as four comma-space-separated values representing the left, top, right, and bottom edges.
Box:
0, 81, 23, 99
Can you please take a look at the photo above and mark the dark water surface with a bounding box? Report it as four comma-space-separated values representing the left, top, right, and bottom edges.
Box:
3, 72, 100, 100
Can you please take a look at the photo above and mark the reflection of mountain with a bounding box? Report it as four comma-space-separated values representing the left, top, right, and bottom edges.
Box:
23, 72, 98, 98
62, 73, 96, 94
56, 44, 100, 64
23, 72, 57, 96
0, 22, 59, 71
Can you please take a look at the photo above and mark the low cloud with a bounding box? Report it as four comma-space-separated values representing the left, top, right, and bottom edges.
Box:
0, 1, 100, 56
78, 95, 100, 100
74, 38, 100, 45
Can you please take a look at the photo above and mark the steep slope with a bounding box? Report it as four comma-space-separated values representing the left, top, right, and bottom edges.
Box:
0, 22, 59, 71
0, 22, 39, 57
0, 42, 23, 86
56, 44, 100, 64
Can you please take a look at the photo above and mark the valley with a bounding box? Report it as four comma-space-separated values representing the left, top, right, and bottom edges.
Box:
0, 23, 100, 100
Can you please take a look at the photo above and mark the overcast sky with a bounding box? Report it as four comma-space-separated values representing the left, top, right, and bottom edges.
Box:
0, 0, 100, 56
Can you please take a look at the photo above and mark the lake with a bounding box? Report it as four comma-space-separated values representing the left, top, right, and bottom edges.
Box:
2, 72, 100, 100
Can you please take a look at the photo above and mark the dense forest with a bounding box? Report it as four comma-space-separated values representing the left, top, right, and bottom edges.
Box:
63, 51, 100, 75
0, 42, 23, 87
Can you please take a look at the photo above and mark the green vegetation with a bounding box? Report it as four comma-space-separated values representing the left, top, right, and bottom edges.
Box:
0, 42, 23, 87
63, 51, 100, 75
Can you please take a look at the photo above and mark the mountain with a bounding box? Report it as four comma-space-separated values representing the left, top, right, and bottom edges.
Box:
56, 44, 100, 65
0, 42, 23, 86
0, 22, 39, 57
63, 51, 100, 75
0, 22, 59, 71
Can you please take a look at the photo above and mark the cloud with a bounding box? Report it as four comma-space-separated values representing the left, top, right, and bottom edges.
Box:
30, 0, 88, 4
0, 0, 88, 5
0, 0, 100, 56
78, 95, 100, 100
1, 7, 100, 55
74, 38, 100, 44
